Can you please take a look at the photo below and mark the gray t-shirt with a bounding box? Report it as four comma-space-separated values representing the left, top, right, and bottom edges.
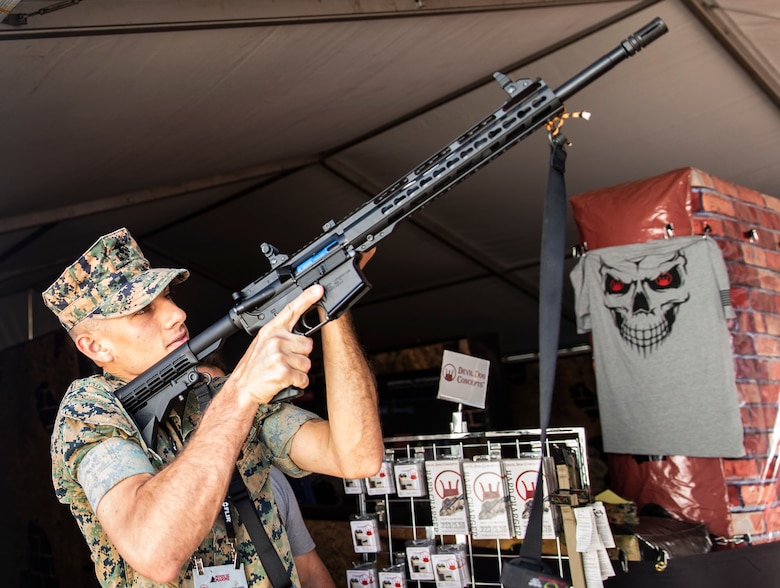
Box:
570, 235, 744, 457
270, 467, 316, 557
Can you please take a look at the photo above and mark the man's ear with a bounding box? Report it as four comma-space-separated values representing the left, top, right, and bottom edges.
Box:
74, 333, 113, 364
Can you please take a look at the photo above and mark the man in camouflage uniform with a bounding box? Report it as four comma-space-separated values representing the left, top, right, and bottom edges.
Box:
43, 228, 383, 587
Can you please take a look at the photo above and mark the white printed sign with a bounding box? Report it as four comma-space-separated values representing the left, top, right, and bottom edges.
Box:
436, 350, 489, 409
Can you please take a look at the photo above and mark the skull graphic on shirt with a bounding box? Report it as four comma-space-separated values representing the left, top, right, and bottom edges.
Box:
598, 247, 690, 354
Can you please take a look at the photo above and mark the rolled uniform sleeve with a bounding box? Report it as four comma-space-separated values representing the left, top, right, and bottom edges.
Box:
52, 375, 154, 508
78, 436, 155, 511
255, 403, 322, 477
50, 374, 163, 587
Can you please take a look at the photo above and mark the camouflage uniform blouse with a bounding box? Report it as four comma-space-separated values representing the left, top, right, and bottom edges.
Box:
51, 371, 320, 587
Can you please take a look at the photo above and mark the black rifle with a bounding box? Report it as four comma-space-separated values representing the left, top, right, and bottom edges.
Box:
119, 18, 668, 446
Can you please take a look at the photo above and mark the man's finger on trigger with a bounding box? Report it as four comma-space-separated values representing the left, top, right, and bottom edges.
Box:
281, 285, 324, 328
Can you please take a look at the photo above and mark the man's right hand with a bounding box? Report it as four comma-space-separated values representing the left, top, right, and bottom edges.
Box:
228, 284, 325, 406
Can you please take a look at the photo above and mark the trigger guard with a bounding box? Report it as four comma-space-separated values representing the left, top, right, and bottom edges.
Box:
297, 302, 327, 336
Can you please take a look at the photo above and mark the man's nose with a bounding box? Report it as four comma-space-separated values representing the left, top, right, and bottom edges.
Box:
162, 297, 187, 325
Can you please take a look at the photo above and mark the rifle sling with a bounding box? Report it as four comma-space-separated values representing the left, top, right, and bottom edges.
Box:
511, 138, 569, 576
227, 469, 292, 588
193, 382, 293, 588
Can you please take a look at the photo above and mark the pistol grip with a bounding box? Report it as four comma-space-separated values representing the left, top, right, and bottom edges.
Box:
271, 385, 305, 403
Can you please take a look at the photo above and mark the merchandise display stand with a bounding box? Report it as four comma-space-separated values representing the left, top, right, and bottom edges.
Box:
344, 421, 591, 587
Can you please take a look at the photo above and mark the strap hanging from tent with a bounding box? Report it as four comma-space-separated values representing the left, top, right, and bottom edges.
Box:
501, 131, 570, 587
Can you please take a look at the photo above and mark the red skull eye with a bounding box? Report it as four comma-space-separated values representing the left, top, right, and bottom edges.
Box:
648, 266, 682, 291
654, 272, 673, 287
605, 275, 630, 294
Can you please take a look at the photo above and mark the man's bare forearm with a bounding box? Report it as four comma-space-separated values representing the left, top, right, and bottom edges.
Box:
319, 313, 383, 477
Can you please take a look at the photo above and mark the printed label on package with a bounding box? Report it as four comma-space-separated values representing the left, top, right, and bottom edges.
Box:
395, 460, 427, 497
350, 517, 381, 553
346, 567, 377, 588
378, 569, 406, 588
425, 460, 470, 535
366, 461, 396, 496
461, 459, 513, 539
405, 545, 435, 581
343, 478, 365, 495
504, 458, 558, 540
431, 553, 468, 588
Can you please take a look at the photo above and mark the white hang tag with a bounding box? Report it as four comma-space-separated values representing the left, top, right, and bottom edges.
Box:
191, 563, 249, 588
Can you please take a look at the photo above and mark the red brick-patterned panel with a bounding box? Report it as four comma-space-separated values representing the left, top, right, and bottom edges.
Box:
692, 167, 780, 544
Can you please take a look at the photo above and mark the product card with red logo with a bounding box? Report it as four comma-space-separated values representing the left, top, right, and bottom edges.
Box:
504, 458, 558, 540
191, 563, 248, 588
346, 565, 377, 588
461, 459, 513, 539
394, 459, 427, 498
365, 460, 396, 496
405, 542, 435, 581
378, 566, 406, 588
436, 350, 489, 409
431, 549, 470, 588
350, 515, 381, 553
425, 459, 470, 535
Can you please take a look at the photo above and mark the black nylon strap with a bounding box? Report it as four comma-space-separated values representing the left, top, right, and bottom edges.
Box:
228, 469, 292, 588
515, 139, 568, 569
192, 381, 292, 588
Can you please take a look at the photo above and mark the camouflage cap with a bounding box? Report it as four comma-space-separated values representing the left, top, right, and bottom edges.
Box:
42, 228, 190, 331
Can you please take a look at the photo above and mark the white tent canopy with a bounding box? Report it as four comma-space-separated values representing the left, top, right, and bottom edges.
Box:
1, 0, 778, 360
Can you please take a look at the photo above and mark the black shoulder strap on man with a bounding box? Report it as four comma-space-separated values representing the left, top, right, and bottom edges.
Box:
227, 468, 292, 588
193, 382, 293, 588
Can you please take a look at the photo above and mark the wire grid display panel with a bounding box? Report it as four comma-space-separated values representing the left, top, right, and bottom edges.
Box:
356, 427, 590, 587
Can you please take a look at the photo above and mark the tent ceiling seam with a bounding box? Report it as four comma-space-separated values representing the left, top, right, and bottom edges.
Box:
0, 0, 635, 40
682, 0, 780, 109
0, 156, 319, 236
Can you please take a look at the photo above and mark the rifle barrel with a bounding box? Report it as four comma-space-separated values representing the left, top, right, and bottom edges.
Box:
554, 17, 668, 103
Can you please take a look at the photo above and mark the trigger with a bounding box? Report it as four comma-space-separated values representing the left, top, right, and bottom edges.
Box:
296, 303, 327, 336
